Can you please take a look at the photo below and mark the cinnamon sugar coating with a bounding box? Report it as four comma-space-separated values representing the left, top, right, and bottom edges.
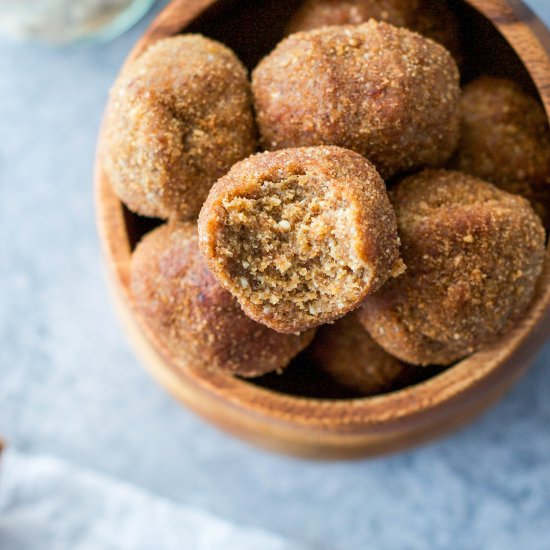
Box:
453, 77, 550, 188
102, 35, 256, 220
308, 312, 423, 395
493, 180, 550, 231
287, 0, 462, 63
198, 146, 402, 333
358, 170, 546, 366
131, 223, 313, 377
252, 21, 460, 179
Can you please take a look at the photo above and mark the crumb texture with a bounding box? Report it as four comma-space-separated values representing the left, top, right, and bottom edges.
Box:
359, 169, 547, 366
130, 223, 313, 377
252, 20, 460, 179
199, 146, 401, 333
102, 34, 256, 220
219, 177, 368, 323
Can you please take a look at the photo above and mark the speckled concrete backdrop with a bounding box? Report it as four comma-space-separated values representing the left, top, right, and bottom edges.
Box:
1, 1, 549, 549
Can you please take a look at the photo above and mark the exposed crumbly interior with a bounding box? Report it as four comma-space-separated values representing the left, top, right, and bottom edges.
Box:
216, 175, 371, 323
131, 223, 314, 377
199, 146, 401, 333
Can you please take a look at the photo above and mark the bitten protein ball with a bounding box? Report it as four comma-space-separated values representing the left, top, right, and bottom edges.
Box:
454, 76, 550, 188
252, 21, 460, 179
358, 170, 546, 366
286, 0, 462, 63
102, 35, 256, 220
198, 146, 403, 334
308, 313, 423, 395
131, 223, 314, 377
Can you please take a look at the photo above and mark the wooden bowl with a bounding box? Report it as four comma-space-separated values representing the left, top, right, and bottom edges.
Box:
95, 0, 550, 459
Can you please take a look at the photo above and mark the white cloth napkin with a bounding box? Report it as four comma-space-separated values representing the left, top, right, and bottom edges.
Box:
0, 449, 305, 550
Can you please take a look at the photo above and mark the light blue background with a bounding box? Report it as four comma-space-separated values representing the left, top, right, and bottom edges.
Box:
1, 1, 549, 548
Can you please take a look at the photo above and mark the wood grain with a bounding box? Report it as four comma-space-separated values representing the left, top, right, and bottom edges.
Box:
94, 0, 550, 459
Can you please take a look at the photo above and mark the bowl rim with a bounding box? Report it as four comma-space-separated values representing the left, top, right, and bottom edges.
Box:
95, 0, 550, 436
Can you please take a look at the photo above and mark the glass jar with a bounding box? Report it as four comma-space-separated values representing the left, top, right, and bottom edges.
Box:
0, 0, 156, 44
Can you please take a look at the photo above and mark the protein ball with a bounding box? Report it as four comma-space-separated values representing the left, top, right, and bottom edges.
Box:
252, 21, 460, 179
102, 35, 256, 220
198, 146, 403, 334
131, 223, 314, 377
358, 169, 546, 366
453, 76, 550, 224
493, 180, 550, 231
308, 312, 423, 395
286, 0, 462, 63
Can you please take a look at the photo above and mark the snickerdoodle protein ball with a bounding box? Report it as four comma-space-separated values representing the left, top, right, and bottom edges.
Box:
198, 146, 403, 334
102, 35, 256, 220
358, 170, 546, 366
308, 312, 423, 395
286, 0, 462, 63
454, 77, 550, 187
131, 223, 314, 377
252, 21, 460, 179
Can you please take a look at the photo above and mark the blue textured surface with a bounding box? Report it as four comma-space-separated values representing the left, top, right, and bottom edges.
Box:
1, 2, 549, 549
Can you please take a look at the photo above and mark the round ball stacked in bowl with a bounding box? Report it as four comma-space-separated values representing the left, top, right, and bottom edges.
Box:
97, 0, 550, 457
